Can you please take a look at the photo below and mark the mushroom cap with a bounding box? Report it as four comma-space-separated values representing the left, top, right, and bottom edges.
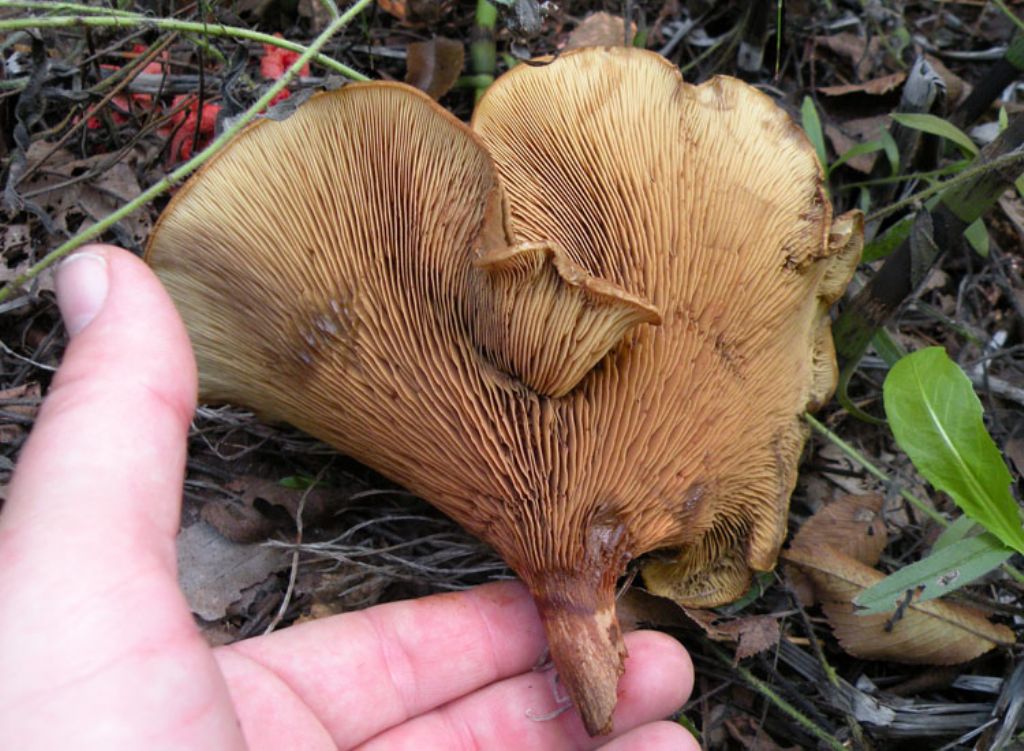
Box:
147, 50, 862, 736
471, 47, 861, 605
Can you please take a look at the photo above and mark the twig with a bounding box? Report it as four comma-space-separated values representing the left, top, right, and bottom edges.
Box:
263, 463, 332, 636
17, 34, 179, 187
0, 0, 375, 304
704, 641, 847, 751
865, 149, 1024, 225
0, 4, 368, 80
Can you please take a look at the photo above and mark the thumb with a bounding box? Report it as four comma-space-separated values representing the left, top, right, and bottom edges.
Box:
4, 243, 197, 571
0, 246, 246, 748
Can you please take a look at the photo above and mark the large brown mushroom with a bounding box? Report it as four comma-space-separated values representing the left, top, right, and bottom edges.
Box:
147, 47, 862, 736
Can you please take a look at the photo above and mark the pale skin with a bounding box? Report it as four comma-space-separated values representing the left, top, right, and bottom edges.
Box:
0, 245, 699, 750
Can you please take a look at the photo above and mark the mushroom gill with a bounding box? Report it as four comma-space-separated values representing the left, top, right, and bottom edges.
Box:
147, 49, 862, 737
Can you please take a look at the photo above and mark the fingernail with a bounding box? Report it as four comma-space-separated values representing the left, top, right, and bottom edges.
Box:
56, 252, 109, 337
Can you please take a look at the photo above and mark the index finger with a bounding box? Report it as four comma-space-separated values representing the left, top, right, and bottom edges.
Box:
216, 580, 548, 748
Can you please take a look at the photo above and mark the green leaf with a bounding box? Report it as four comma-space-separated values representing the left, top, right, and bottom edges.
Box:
800, 96, 827, 172
933, 514, 981, 552
857, 186, 872, 213
828, 139, 884, 175
890, 112, 980, 157
884, 347, 1024, 553
278, 474, 319, 489
862, 213, 913, 263
964, 218, 990, 257
871, 329, 905, 366
880, 130, 900, 175
854, 533, 1013, 614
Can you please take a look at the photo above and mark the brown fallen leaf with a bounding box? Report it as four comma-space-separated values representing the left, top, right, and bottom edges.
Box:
682, 607, 781, 662
814, 33, 884, 80
176, 520, 290, 621
790, 493, 887, 565
405, 37, 464, 100
824, 114, 890, 175
732, 615, 782, 661
203, 475, 335, 543
824, 124, 876, 174
998, 192, 1024, 245
296, 0, 332, 31
786, 493, 886, 606
17, 142, 151, 247
566, 12, 637, 49
377, 0, 407, 19
377, 0, 448, 25
818, 71, 907, 97
924, 54, 970, 106
783, 545, 1014, 664
616, 587, 688, 632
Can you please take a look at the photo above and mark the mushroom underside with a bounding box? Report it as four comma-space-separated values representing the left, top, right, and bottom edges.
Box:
147, 47, 862, 737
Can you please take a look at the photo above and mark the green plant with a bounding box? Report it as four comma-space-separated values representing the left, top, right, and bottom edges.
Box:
854, 347, 1023, 613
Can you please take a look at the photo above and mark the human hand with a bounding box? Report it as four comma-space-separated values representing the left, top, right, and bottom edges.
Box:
0, 245, 698, 750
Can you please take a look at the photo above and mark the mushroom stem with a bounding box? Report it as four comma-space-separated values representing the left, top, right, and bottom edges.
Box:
531, 577, 627, 736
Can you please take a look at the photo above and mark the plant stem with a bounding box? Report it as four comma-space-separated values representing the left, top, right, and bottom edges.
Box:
470, 0, 497, 102
804, 414, 948, 525
0, 5, 367, 80
0, 0, 374, 305
704, 642, 847, 751
992, 0, 1024, 35
0, 0, 137, 16
865, 148, 1024, 224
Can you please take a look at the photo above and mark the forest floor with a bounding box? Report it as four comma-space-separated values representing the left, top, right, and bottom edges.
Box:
2, 1, 1024, 749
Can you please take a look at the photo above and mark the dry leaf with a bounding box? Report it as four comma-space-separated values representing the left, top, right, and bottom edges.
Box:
783, 546, 1014, 664
1, 224, 30, 259
17, 142, 151, 247
616, 587, 687, 632
405, 37, 464, 100
824, 116, 888, 174
176, 520, 289, 620
296, 0, 332, 31
1004, 433, 1024, 478
814, 33, 883, 79
924, 54, 970, 105
787, 493, 886, 606
204, 476, 335, 543
566, 12, 637, 49
681, 605, 729, 639
790, 493, 887, 566
682, 608, 781, 662
819, 71, 906, 97
732, 615, 782, 661
998, 192, 1024, 243
823, 124, 876, 173
377, 0, 407, 19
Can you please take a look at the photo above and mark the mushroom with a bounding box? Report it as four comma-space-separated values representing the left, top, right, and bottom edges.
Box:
147, 48, 862, 736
